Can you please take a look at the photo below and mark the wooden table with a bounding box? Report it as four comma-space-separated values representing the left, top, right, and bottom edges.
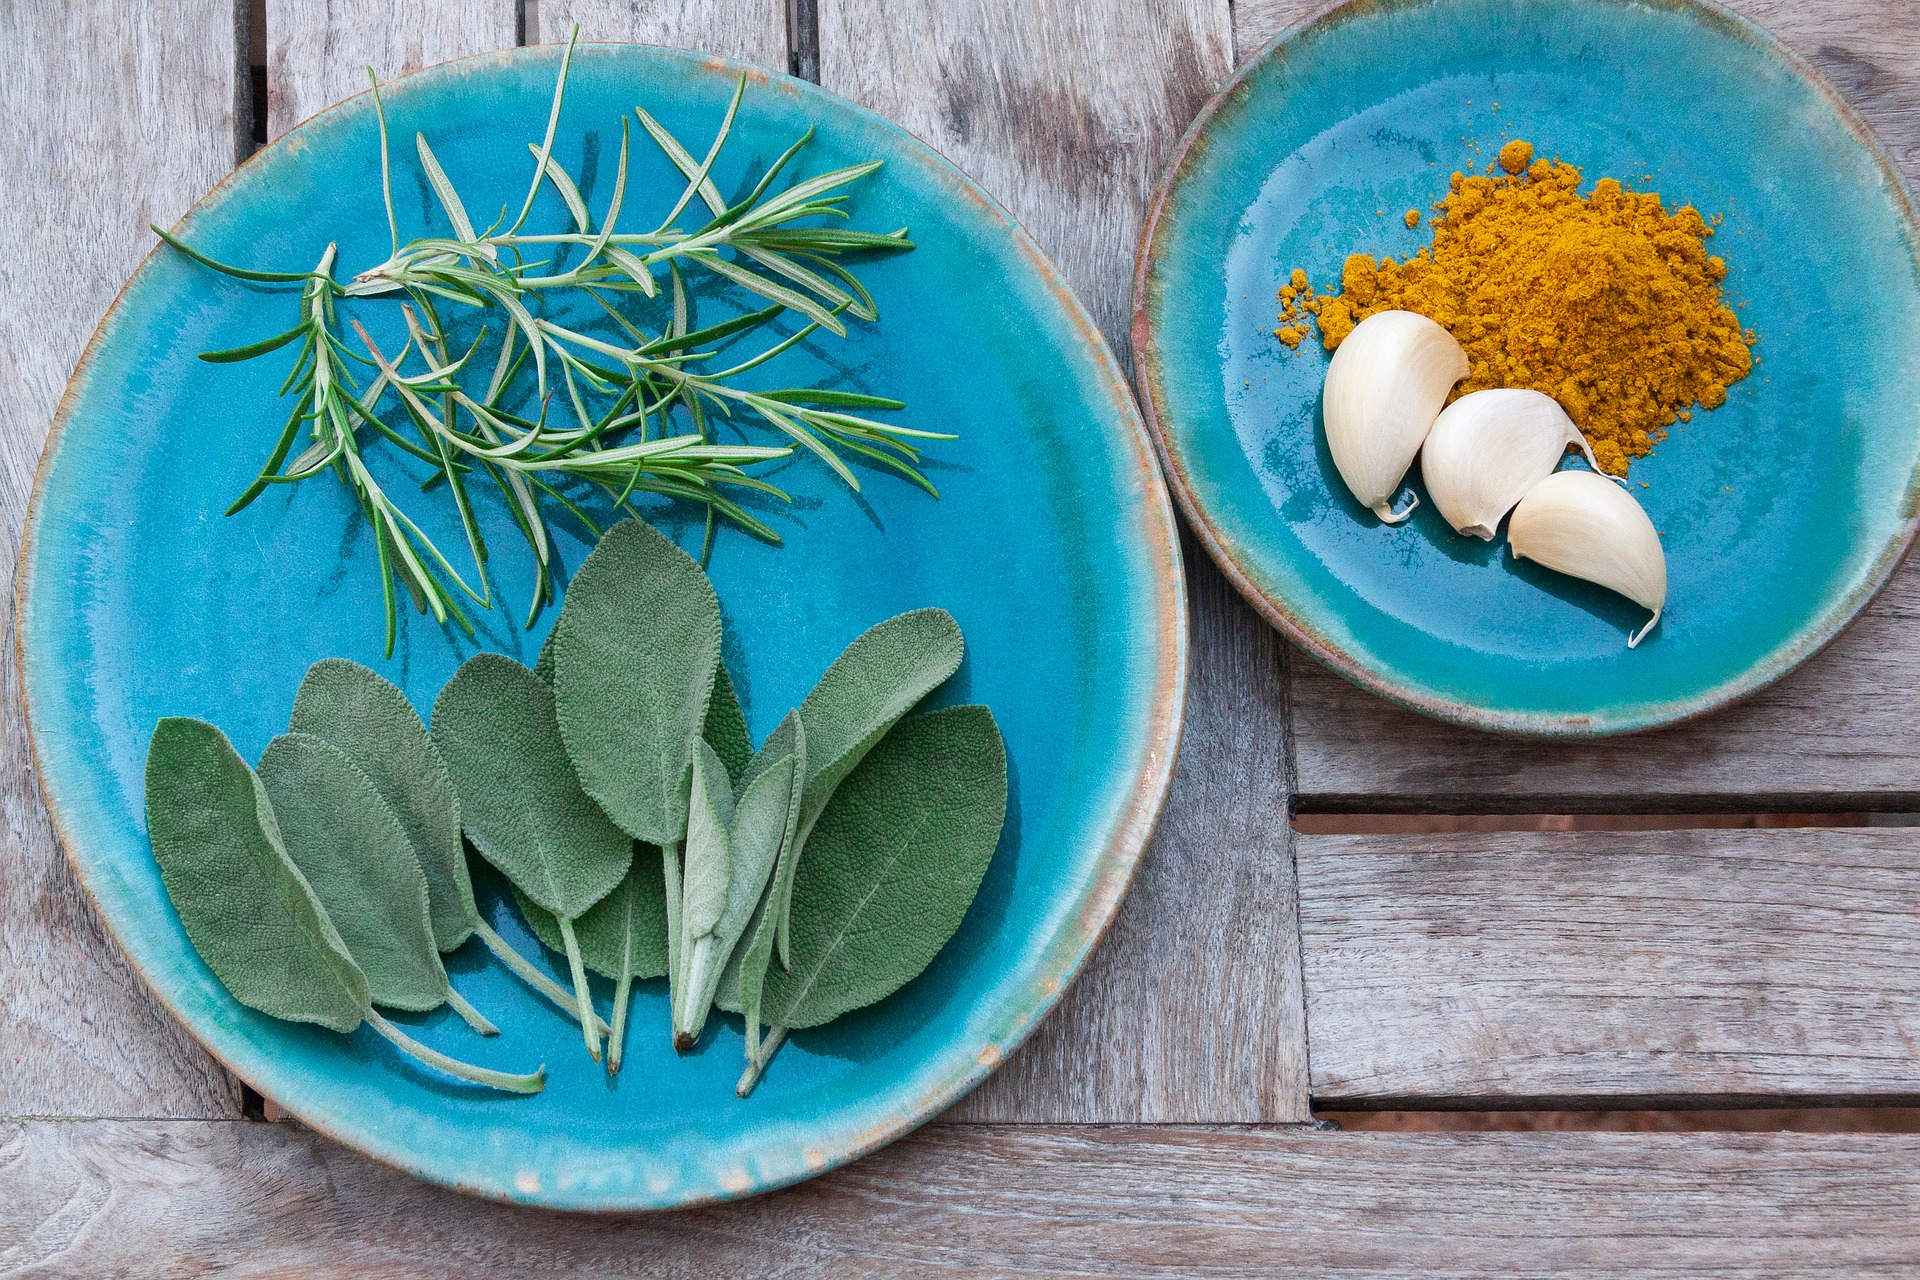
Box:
6, 0, 1920, 1272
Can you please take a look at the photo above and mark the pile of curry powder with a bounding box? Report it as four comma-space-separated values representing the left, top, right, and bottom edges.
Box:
1276, 140, 1756, 476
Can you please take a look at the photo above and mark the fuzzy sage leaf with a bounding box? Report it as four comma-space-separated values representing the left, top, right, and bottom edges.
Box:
553, 518, 721, 845
286, 658, 599, 1035
704, 662, 754, 785
258, 732, 495, 1034
145, 719, 542, 1092
669, 742, 732, 1047
733, 705, 1005, 1094
683, 725, 800, 1050
433, 653, 632, 1060
771, 607, 964, 962
288, 659, 472, 951
146, 718, 368, 1032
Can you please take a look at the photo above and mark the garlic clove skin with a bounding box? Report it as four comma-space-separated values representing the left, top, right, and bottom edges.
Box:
1421, 388, 1614, 540
1322, 309, 1469, 524
1509, 469, 1668, 648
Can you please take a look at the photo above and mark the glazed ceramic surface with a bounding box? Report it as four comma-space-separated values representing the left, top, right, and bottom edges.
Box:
1135, 0, 1920, 734
18, 45, 1184, 1209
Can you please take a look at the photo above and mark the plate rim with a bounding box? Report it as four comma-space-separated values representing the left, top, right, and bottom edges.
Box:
15, 40, 1189, 1210
1130, 0, 1920, 738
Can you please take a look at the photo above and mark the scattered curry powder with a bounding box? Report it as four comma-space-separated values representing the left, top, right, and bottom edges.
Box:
1275, 144, 1755, 476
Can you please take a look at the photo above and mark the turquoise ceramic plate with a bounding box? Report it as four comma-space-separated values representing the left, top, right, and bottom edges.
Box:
1135, 0, 1920, 735
18, 46, 1184, 1208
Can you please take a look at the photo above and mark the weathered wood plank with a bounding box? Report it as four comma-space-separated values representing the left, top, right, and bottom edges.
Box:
1299, 828, 1920, 1104
1294, 560, 1920, 813
0, 1, 244, 1121
816, 0, 1305, 1123
537, 0, 789, 72
1278, 0, 1920, 811
8, 1119, 1920, 1275
817, 0, 1234, 359
265, 3, 517, 140
1230, 0, 1328, 62
953, 532, 1308, 1122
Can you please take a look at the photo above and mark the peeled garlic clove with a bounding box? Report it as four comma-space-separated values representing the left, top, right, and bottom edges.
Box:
1422, 388, 1614, 540
1509, 469, 1668, 648
1323, 309, 1469, 524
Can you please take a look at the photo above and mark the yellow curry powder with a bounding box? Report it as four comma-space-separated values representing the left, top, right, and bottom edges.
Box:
1274, 143, 1755, 475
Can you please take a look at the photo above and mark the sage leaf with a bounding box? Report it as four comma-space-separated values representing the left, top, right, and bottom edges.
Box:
682, 741, 735, 938
287, 658, 602, 1034
433, 653, 632, 1060
534, 626, 558, 683
716, 712, 806, 1058
705, 662, 754, 784
514, 846, 667, 1072
670, 742, 732, 1047
145, 720, 542, 1093
552, 518, 721, 845
774, 607, 964, 962
288, 658, 473, 951
258, 732, 495, 1034
682, 732, 797, 1047
742, 705, 1005, 1092
146, 718, 368, 1033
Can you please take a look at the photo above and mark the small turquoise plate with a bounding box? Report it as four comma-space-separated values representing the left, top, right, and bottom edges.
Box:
1135, 0, 1920, 735
17, 46, 1184, 1208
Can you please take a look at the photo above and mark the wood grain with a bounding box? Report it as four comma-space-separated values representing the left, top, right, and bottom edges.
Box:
1230, 0, 1333, 62
817, 0, 1234, 359
537, 0, 789, 71
8, 1119, 1920, 1275
0, 0, 243, 1121
814, 0, 1306, 1123
265, 3, 518, 140
1299, 828, 1920, 1104
1277, 0, 1920, 812
1294, 566, 1920, 811
953, 533, 1308, 1122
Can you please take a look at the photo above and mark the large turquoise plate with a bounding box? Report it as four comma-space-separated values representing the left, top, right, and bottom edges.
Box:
17, 46, 1184, 1208
1135, 0, 1920, 735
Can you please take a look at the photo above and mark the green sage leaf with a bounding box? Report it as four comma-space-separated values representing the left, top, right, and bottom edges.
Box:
704, 662, 753, 784
758, 705, 1005, 1030
432, 653, 631, 919
772, 607, 964, 960
716, 712, 806, 1050
514, 846, 668, 982
683, 741, 735, 938
288, 658, 474, 951
552, 518, 721, 845
795, 607, 964, 826
257, 733, 450, 1014
144, 718, 368, 1033
684, 739, 796, 1043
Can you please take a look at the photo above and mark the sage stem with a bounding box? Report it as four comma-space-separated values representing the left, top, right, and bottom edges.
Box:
443, 986, 500, 1037
473, 919, 611, 1038
734, 1026, 787, 1098
556, 915, 602, 1062
367, 1009, 544, 1094
608, 971, 633, 1076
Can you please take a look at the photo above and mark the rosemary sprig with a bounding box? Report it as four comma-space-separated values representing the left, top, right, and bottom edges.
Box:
155, 31, 934, 652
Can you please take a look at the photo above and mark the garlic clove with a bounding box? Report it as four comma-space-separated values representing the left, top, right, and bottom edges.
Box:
1509, 469, 1668, 647
1421, 388, 1615, 540
1322, 310, 1469, 524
